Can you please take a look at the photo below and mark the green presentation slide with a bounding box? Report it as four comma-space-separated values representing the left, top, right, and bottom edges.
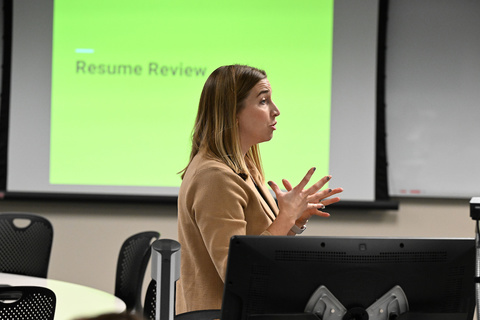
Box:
50, 0, 334, 188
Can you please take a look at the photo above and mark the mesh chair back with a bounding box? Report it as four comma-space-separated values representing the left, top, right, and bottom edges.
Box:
0, 213, 54, 278
115, 231, 160, 313
0, 286, 56, 320
143, 279, 156, 320
143, 279, 221, 320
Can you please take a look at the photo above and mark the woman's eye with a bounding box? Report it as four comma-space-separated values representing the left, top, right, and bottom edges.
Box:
260, 98, 267, 105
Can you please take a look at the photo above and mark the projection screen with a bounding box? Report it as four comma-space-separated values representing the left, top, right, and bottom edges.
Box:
3, 0, 380, 202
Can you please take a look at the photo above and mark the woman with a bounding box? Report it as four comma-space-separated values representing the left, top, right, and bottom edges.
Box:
176, 65, 343, 313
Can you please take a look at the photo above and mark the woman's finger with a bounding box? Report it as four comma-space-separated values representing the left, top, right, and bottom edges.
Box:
309, 187, 344, 203
306, 175, 331, 195
321, 196, 341, 206
267, 180, 282, 196
305, 203, 330, 217
315, 210, 331, 218
308, 203, 325, 210
294, 167, 316, 191
282, 179, 293, 191
308, 188, 333, 202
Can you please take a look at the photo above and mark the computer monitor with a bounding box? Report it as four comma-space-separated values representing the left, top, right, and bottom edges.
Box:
220, 236, 476, 320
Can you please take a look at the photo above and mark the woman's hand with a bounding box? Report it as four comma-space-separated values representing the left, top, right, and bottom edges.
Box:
287, 179, 343, 226
267, 168, 343, 235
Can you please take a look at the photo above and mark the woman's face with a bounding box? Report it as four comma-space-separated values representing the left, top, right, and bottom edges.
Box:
237, 78, 280, 154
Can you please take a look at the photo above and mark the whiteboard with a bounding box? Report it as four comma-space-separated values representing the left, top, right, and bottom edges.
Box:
386, 0, 480, 198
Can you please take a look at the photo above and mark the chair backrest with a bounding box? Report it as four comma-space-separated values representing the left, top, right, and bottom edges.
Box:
115, 231, 160, 313
143, 279, 221, 320
143, 279, 156, 320
0, 286, 56, 320
145, 239, 222, 320
0, 213, 54, 278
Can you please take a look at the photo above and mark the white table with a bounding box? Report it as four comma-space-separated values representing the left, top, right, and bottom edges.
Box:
0, 272, 126, 320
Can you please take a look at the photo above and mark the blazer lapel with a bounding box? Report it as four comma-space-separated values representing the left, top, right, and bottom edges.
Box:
247, 176, 278, 222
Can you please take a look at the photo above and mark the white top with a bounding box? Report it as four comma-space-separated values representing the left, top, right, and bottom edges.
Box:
0, 272, 126, 320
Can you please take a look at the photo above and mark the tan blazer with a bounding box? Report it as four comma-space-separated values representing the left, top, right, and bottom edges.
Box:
176, 150, 279, 314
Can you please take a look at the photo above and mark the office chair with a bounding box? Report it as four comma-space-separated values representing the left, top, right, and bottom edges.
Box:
0, 286, 56, 320
0, 213, 54, 278
143, 279, 157, 320
143, 279, 221, 320
144, 239, 221, 320
115, 231, 160, 313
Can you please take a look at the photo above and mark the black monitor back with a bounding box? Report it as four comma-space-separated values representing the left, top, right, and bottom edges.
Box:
221, 236, 475, 320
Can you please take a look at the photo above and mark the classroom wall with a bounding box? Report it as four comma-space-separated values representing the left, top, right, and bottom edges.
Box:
0, 0, 477, 308
0, 197, 473, 294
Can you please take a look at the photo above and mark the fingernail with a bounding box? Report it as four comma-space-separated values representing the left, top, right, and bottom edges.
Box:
328, 188, 332, 193
313, 167, 316, 172
267, 181, 272, 186
326, 176, 331, 181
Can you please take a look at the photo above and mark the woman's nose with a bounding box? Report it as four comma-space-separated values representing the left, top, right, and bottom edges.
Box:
272, 102, 280, 116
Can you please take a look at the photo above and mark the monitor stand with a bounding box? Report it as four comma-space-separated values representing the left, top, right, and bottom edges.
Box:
249, 314, 319, 320
248, 285, 468, 320
305, 285, 408, 320
249, 312, 468, 320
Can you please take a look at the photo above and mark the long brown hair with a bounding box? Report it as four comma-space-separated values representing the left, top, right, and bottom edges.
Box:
181, 64, 267, 181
